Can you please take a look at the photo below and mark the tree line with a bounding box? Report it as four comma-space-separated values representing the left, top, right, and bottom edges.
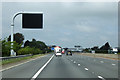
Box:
83, 42, 114, 53
1, 33, 51, 57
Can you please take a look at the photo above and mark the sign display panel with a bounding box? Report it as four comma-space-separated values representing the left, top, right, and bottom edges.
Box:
22, 13, 43, 29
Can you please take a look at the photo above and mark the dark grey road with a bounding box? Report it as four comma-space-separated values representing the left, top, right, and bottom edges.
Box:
2, 53, 119, 80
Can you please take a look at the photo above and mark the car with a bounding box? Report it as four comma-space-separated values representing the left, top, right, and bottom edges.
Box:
66, 51, 72, 56
62, 49, 65, 54
55, 52, 62, 57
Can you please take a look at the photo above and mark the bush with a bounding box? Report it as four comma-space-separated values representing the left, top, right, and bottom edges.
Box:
17, 47, 43, 55
2, 39, 22, 57
17, 47, 29, 55
2, 40, 11, 56
95, 50, 108, 53
32, 48, 43, 55
46, 49, 52, 53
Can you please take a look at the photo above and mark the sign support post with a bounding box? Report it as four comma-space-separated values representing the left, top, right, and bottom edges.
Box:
10, 12, 43, 56
11, 12, 22, 56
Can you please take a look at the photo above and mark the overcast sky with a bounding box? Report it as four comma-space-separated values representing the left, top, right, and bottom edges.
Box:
2, 2, 118, 48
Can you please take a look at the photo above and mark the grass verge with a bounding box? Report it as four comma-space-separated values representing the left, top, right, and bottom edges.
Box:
75, 53, 119, 60
0, 54, 47, 65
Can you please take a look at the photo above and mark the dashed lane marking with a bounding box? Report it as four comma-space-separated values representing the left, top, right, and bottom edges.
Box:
84, 68, 88, 71
98, 76, 105, 80
92, 72, 94, 74
112, 64, 116, 66
73, 61, 76, 63
100, 61, 104, 63
78, 64, 81, 66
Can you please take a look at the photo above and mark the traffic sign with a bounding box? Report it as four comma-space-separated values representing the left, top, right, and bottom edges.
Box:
51, 47, 54, 50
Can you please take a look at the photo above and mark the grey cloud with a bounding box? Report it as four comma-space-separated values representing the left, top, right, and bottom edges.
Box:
2, 2, 118, 48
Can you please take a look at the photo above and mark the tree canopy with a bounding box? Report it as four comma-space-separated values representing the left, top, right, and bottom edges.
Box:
24, 38, 47, 52
8, 33, 24, 44
100, 42, 111, 50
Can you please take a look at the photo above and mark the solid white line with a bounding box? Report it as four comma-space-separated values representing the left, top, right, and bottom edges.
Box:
98, 76, 105, 80
31, 55, 54, 79
73, 61, 76, 63
0, 56, 45, 72
84, 68, 88, 71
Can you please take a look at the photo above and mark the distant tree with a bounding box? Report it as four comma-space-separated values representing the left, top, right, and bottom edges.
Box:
52, 45, 56, 47
91, 46, 99, 50
35, 41, 47, 50
99, 42, 111, 53
32, 38, 36, 42
100, 42, 111, 50
24, 40, 30, 47
8, 33, 24, 44
83, 48, 91, 53
24, 39, 47, 53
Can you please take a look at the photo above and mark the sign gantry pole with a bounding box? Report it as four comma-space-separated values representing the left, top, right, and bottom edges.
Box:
11, 12, 22, 56
11, 12, 43, 56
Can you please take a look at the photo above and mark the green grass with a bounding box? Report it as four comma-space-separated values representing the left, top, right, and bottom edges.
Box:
0, 54, 46, 65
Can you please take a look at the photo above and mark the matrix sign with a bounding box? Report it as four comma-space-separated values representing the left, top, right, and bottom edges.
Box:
22, 13, 43, 29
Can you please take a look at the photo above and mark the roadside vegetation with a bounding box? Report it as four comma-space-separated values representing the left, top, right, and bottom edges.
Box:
82, 42, 119, 54
1, 33, 52, 57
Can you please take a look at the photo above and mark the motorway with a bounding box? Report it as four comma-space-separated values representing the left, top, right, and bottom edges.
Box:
2, 53, 119, 80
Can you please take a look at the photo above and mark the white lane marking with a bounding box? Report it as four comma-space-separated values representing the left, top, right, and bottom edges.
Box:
112, 63, 116, 65
73, 61, 76, 63
31, 55, 54, 79
78, 64, 81, 66
92, 72, 94, 74
98, 76, 105, 80
0, 56, 45, 72
100, 61, 104, 63
84, 68, 88, 71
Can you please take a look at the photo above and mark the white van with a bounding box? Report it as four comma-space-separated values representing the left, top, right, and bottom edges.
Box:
54, 46, 62, 57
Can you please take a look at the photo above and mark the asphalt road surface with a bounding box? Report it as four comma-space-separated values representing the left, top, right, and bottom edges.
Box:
2, 53, 119, 80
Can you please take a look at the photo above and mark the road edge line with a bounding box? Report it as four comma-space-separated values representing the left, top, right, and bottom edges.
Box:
1, 55, 46, 72
31, 55, 54, 80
